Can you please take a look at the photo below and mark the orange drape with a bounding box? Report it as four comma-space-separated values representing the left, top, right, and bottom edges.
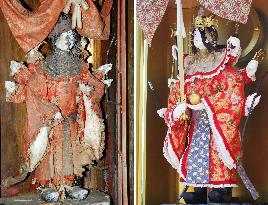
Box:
0, 0, 67, 53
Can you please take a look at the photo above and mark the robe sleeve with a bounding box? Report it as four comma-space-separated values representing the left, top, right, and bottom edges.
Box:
86, 72, 105, 103
239, 68, 255, 84
163, 82, 189, 172
226, 48, 255, 84
0, 0, 66, 53
201, 70, 244, 170
78, 64, 105, 103
6, 66, 31, 103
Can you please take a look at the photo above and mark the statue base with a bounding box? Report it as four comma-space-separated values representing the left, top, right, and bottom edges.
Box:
0, 189, 110, 205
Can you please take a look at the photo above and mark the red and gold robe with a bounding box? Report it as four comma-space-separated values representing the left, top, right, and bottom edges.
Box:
163, 48, 253, 187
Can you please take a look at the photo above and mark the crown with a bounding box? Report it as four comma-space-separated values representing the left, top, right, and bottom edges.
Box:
194, 15, 218, 30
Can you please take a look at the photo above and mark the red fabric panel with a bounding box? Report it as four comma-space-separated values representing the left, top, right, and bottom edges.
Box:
0, 0, 67, 53
136, 0, 169, 45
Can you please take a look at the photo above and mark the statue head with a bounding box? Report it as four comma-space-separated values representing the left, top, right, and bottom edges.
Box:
48, 14, 80, 52
43, 14, 83, 77
191, 14, 222, 54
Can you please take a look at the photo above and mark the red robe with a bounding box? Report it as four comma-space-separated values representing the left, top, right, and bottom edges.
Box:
7, 62, 104, 187
163, 48, 253, 187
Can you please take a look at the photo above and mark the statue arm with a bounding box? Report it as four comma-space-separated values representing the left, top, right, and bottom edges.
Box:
5, 61, 31, 103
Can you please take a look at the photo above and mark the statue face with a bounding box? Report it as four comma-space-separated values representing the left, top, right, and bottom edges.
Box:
193, 28, 206, 50
55, 30, 75, 51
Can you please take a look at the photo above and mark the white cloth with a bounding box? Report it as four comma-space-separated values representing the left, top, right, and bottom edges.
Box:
172, 45, 178, 61
10, 60, 24, 76
5, 81, 16, 94
246, 60, 258, 81
79, 83, 93, 95
245, 93, 261, 116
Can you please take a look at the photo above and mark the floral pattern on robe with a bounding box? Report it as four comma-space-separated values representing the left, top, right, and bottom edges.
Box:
163, 48, 253, 187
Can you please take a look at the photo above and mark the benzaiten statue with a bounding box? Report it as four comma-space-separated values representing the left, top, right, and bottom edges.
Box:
157, 11, 261, 203
3, 14, 112, 202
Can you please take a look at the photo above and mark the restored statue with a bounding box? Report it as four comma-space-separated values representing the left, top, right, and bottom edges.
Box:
4, 14, 111, 202
158, 12, 260, 203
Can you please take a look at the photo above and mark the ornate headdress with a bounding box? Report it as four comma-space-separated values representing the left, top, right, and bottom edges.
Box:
193, 7, 219, 46
194, 7, 218, 30
194, 15, 218, 30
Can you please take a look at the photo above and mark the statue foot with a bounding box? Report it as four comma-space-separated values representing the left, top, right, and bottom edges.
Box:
208, 188, 232, 203
40, 188, 60, 202
181, 187, 207, 204
65, 186, 89, 201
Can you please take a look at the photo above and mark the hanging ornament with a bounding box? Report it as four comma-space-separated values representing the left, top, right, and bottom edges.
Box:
63, 0, 89, 29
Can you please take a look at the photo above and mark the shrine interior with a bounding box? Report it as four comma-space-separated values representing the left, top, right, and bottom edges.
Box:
143, 0, 268, 204
1, 0, 268, 205
0, 0, 134, 204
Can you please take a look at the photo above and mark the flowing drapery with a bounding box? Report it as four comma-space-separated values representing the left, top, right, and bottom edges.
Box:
0, 0, 67, 53
0, 0, 113, 53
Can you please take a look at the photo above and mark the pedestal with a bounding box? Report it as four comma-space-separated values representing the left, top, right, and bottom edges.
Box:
0, 189, 110, 205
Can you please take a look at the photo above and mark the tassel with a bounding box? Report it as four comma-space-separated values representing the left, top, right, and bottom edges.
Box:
63, 0, 89, 29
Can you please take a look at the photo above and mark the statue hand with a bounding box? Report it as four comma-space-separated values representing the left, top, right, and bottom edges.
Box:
157, 108, 167, 118
54, 112, 64, 125
5, 81, 16, 94
26, 48, 43, 64
246, 60, 258, 79
47, 112, 64, 127
10, 60, 25, 76
187, 103, 205, 110
173, 103, 187, 120
79, 83, 93, 96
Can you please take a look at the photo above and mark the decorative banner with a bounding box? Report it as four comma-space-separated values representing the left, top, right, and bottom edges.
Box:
197, 0, 252, 24
136, 0, 169, 46
0, 0, 113, 53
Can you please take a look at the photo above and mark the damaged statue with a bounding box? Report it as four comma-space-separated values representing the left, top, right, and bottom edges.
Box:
3, 14, 112, 202
158, 12, 261, 203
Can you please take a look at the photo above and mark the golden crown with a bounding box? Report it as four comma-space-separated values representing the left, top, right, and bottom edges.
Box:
194, 15, 218, 30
